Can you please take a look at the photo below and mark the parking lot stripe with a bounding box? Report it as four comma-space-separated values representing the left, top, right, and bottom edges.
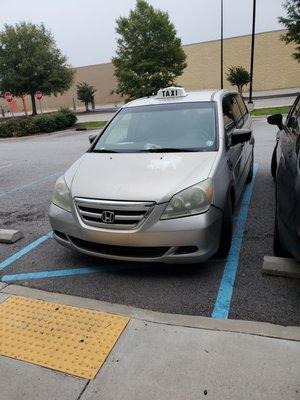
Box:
1, 261, 150, 282
0, 172, 60, 198
212, 163, 259, 320
0, 231, 53, 271
1, 267, 100, 282
0, 164, 11, 170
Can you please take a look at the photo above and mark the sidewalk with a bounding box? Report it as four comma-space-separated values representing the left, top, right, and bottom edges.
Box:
243, 88, 299, 108
0, 283, 299, 400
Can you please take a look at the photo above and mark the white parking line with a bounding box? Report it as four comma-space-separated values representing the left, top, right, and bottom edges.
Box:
0, 164, 11, 170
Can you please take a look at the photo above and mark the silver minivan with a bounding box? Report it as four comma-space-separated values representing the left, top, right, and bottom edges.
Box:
49, 87, 254, 263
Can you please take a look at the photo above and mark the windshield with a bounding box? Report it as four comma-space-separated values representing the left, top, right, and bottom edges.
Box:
92, 102, 217, 153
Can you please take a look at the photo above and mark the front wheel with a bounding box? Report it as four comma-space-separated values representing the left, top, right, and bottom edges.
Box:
273, 210, 290, 257
218, 195, 233, 257
271, 147, 277, 179
246, 152, 254, 184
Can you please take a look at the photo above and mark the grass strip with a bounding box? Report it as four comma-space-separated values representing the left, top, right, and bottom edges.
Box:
251, 105, 291, 117
75, 121, 107, 129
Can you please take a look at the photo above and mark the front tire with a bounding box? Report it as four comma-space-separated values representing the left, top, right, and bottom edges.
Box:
246, 152, 254, 184
273, 210, 289, 258
218, 195, 233, 257
271, 147, 277, 179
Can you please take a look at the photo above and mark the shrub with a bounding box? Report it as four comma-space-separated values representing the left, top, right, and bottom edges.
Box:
76, 82, 96, 112
33, 114, 57, 133
54, 112, 69, 130
0, 109, 77, 138
59, 108, 77, 126
226, 65, 251, 94
0, 120, 19, 137
15, 118, 38, 136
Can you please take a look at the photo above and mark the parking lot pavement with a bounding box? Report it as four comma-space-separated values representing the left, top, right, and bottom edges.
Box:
0, 119, 299, 326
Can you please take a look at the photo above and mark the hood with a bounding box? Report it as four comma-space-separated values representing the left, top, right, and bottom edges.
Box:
69, 152, 217, 203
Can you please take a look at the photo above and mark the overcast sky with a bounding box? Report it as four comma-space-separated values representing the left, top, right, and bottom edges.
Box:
1, 0, 285, 67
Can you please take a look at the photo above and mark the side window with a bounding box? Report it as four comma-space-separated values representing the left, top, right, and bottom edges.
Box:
236, 94, 248, 119
287, 97, 300, 135
229, 95, 244, 128
223, 97, 235, 129
222, 97, 235, 146
295, 109, 300, 135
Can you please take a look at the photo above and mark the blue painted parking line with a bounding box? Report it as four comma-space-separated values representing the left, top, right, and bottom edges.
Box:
0, 172, 60, 198
1, 266, 100, 282
1, 262, 145, 282
212, 163, 259, 320
0, 231, 53, 271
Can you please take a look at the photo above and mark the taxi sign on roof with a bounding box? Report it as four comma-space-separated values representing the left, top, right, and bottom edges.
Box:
156, 86, 187, 99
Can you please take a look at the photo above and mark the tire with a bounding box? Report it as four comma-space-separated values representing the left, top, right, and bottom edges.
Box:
271, 147, 277, 179
246, 152, 254, 184
218, 195, 233, 257
273, 207, 290, 258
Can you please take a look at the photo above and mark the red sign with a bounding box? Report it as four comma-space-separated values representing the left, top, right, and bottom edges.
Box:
4, 91, 13, 102
35, 91, 43, 100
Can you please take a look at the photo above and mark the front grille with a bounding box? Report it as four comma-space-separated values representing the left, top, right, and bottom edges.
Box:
74, 198, 155, 230
69, 236, 169, 258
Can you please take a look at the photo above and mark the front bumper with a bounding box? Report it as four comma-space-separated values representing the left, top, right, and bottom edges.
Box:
49, 202, 223, 264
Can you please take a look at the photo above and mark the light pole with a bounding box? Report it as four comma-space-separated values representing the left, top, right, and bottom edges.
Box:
248, 0, 256, 106
220, 0, 224, 89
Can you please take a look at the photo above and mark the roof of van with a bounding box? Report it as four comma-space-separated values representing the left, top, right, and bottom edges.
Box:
124, 89, 231, 108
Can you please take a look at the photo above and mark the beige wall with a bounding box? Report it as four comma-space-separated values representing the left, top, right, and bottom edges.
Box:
1, 29, 299, 113
39, 62, 121, 110
178, 29, 299, 91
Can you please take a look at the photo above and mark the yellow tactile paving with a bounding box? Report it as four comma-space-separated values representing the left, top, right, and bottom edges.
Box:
0, 295, 129, 379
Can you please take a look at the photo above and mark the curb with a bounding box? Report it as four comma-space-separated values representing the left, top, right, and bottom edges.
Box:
263, 256, 300, 279
1, 284, 299, 342
0, 128, 89, 142
244, 92, 298, 101
251, 113, 289, 119
75, 127, 102, 131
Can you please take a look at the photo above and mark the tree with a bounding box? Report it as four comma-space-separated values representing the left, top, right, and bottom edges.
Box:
226, 66, 251, 94
112, 0, 187, 100
0, 22, 74, 115
279, 0, 300, 61
76, 82, 97, 112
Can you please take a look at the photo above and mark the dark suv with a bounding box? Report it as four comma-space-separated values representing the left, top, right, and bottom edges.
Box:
267, 94, 300, 261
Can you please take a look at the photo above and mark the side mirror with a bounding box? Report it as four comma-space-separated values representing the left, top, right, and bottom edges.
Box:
89, 134, 97, 144
267, 114, 283, 130
231, 128, 252, 146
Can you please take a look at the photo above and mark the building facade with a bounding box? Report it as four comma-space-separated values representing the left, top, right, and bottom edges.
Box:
1, 29, 299, 113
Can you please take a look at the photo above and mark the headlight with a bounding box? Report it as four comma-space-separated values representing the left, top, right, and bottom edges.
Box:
160, 179, 213, 220
52, 176, 72, 212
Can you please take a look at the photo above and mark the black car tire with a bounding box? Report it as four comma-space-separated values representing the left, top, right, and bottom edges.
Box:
271, 147, 277, 179
218, 195, 233, 257
273, 209, 290, 258
246, 152, 254, 184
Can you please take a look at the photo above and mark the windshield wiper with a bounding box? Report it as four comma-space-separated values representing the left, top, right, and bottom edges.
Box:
92, 149, 119, 153
146, 148, 200, 153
